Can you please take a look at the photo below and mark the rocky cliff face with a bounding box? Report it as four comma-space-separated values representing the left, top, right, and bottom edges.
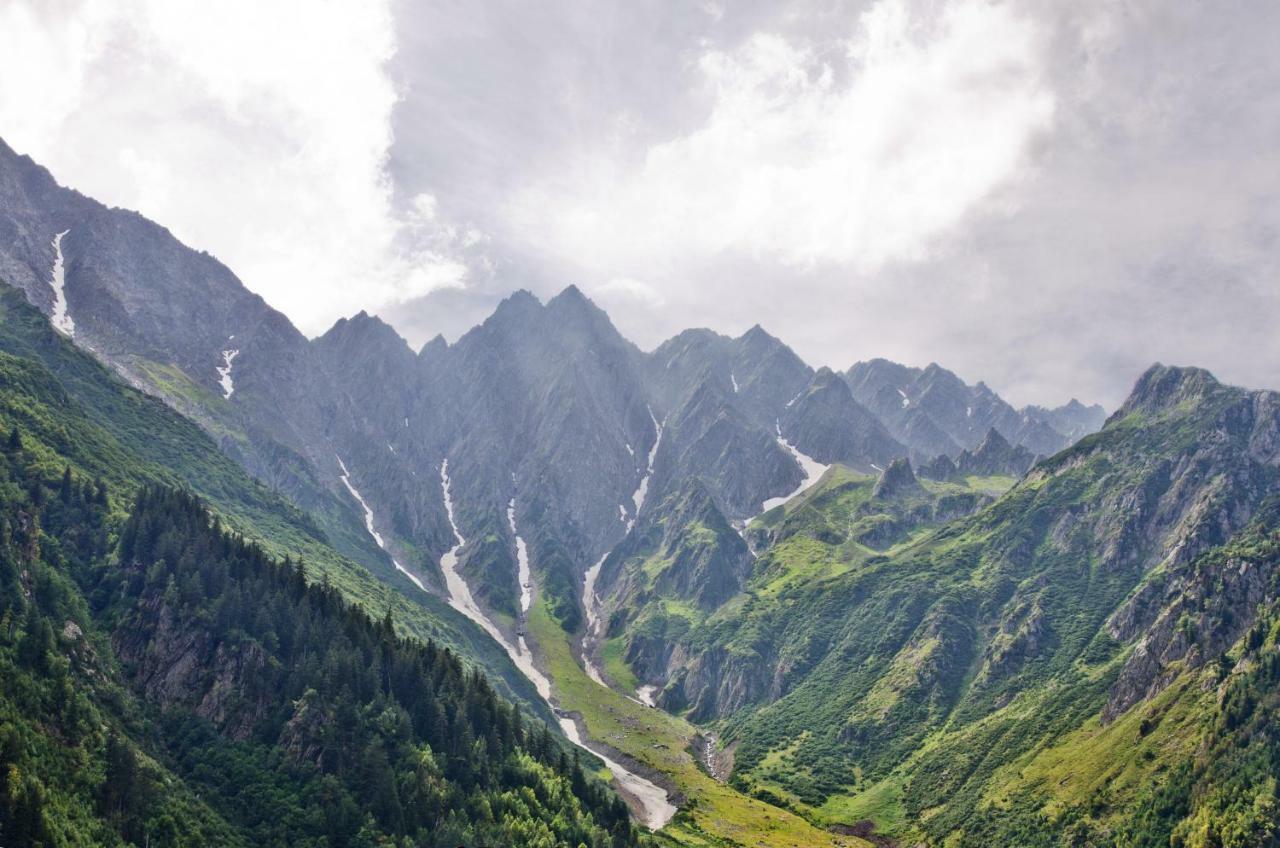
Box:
871, 457, 923, 499
0, 137, 1108, 655
844, 357, 1102, 460
646, 378, 799, 522
954, 427, 1038, 477
780, 367, 905, 471
113, 589, 271, 741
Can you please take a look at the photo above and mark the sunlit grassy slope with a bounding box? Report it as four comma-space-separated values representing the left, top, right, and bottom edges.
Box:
528, 601, 868, 848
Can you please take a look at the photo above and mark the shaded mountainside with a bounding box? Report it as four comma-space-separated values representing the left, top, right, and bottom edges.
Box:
779, 367, 905, 473
0, 287, 551, 718
0, 445, 638, 846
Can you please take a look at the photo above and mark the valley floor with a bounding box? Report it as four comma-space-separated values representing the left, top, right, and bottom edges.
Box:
527, 600, 867, 847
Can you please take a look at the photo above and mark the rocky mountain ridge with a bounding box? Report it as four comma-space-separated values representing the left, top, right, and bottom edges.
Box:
0, 139, 1102, 647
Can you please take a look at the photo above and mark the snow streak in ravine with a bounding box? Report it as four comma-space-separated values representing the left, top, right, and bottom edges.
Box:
433, 462, 675, 829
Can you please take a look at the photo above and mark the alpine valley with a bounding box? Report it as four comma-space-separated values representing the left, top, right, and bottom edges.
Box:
1, 136, 1277, 848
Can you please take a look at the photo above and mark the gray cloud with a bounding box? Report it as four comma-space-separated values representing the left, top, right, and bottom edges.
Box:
4, 0, 1276, 409
384, 0, 1280, 408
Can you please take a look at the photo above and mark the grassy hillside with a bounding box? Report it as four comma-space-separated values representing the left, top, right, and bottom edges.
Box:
526, 600, 868, 848
681, 369, 1280, 845
572, 365, 1279, 845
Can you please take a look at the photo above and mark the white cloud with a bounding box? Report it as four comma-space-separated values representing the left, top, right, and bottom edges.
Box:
594, 277, 667, 308
510, 0, 1053, 281
0, 0, 473, 334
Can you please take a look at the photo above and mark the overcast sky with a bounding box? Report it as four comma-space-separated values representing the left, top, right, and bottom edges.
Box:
2, 0, 1278, 407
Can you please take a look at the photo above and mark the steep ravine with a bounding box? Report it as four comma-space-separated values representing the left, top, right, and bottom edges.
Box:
336, 456, 427, 593
582, 410, 666, 701
427, 462, 678, 829
760, 421, 829, 513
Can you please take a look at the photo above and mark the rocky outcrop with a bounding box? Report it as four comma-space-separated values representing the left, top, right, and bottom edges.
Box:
660, 644, 777, 722
955, 428, 1037, 477
113, 593, 272, 740
918, 453, 958, 482
872, 457, 924, 499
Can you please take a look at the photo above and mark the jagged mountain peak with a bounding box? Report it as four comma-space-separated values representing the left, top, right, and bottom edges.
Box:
918, 453, 958, 481
977, 426, 1011, 451
548, 282, 588, 303
811, 365, 840, 383
315, 311, 414, 366
956, 426, 1036, 477
545, 283, 629, 342
484, 288, 542, 322
848, 357, 919, 382
321, 309, 405, 342
872, 456, 922, 499
737, 323, 792, 357
418, 333, 449, 359
658, 327, 724, 350
1116, 363, 1222, 419
790, 366, 849, 404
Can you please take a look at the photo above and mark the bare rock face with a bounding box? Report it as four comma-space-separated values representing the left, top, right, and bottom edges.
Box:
661, 644, 777, 722
278, 689, 331, 768
955, 428, 1037, 477
918, 453, 959, 482
844, 358, 1102, 460
780, 367, 905, 472
113, 594, 270, 740
872, 457, 923, 499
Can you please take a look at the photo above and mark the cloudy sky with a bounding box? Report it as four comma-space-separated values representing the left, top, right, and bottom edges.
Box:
2, 0, 1277, 406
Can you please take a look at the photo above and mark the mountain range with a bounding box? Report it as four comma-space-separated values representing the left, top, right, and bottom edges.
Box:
2, 136, 1276, 848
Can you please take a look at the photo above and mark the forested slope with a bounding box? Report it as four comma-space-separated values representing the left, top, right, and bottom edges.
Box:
0, 439, 638, 846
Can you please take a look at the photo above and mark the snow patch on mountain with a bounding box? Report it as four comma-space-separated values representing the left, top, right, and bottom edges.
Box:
508, 498, 534, 617
631, 407, 664, 520
436, 467, 675, 827
217, 349, 240, 399
48, 230, 75, 336
581, 554, 609, 687
759, 422, 830, 513
336, 456, 424, 591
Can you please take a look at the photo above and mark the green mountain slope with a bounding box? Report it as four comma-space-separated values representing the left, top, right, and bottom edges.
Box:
0, 446, 637, 845
0, 285, 550, 720
599, 364, 1279, 845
